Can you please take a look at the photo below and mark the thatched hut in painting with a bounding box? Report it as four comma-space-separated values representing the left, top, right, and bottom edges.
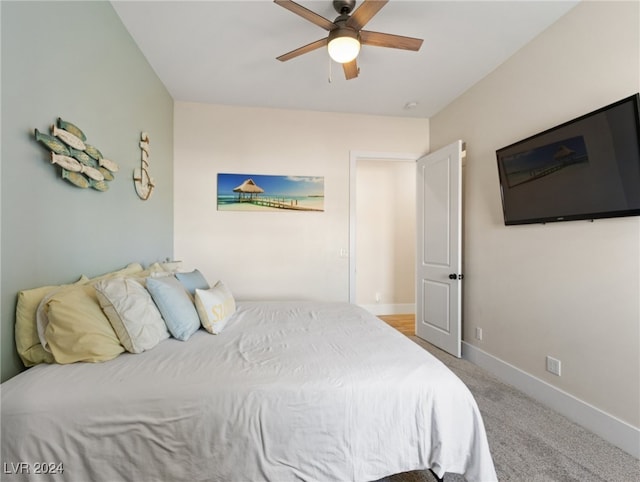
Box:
233, 178, 264, 202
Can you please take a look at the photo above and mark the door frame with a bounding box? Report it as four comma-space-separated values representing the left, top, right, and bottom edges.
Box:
348, 150, 422, 304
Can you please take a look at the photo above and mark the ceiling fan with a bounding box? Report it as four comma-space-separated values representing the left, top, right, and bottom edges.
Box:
274, 0, 423, 80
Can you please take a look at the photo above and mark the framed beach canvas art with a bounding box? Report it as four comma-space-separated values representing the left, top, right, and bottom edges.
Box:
217, 173, 324, 212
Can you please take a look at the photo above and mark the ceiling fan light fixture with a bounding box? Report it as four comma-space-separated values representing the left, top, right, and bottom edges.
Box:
327, 28, 360, 63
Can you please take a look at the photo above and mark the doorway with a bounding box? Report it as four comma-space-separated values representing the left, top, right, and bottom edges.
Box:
349, 151, 421, 315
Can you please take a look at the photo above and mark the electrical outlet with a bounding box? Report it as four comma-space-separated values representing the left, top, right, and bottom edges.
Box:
546, 356, 561, 376
475, 327, 483, 341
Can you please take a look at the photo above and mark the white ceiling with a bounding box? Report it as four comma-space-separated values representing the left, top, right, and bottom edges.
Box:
112, 0, 579, 118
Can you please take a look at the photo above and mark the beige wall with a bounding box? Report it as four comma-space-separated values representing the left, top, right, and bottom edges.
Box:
174, 103, 428, 303
430, 1, 639, 428
356, 160, 416, 310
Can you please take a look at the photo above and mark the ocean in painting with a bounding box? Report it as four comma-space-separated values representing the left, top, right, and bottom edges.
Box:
217, 173, 325, 212
503, 136, 589, 188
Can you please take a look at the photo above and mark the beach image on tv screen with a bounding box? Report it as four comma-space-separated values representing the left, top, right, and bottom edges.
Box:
502, 136, 589, 188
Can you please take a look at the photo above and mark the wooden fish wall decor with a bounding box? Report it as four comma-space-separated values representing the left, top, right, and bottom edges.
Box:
34, 118, 119, 191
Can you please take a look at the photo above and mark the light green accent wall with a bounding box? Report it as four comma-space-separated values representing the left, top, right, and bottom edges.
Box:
1, 1, 174, 382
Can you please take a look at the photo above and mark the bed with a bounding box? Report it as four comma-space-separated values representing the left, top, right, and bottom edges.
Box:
2, 298, 496, 482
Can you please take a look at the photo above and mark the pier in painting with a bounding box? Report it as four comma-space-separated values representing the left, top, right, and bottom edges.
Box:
217, 173, 324, 212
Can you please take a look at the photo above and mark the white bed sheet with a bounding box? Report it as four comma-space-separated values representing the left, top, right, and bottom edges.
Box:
1, 301, 496, 482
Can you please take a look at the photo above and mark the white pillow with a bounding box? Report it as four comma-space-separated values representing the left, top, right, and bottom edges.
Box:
95, 277, 169, 353
194, 281, 236, 334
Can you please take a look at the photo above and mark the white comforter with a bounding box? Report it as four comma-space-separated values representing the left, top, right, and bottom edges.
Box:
1, 301, 496, 482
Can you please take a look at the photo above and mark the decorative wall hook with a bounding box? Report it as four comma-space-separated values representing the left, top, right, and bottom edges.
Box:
133, 131, 155, 200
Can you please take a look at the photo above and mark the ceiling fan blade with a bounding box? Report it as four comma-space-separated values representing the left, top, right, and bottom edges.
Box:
346, 0, 388, 30
276, 38, 328, 62
274, 0, 335, 31
360, 30, 423, 51
343, 59, 359, 80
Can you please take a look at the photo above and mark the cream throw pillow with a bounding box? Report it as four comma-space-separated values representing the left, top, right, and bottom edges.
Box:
95, 277, 169, 354
88, 262, 144, 282
195, 281, 236, 334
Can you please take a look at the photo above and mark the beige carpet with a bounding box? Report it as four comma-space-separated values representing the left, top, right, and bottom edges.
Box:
377, 337, 640, 482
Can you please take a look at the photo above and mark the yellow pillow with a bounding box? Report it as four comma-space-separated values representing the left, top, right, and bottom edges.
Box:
45, 284, 124, 364
88, 262, 144, 283
15, 276, 87, 366
16, 263, 142, 366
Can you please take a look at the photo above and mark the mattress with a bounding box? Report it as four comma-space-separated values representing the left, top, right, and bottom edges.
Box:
1, 301, 496, 481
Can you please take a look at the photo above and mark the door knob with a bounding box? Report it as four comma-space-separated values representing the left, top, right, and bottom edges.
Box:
449, 273, 464, 280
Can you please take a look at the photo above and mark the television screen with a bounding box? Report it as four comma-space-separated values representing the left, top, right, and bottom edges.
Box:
496, 93, 640, 225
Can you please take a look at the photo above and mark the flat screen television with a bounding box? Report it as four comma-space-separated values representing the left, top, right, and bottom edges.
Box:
496, 93, 640, 225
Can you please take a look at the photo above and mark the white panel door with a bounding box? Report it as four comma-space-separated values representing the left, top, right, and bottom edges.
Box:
416, 141, 463, 357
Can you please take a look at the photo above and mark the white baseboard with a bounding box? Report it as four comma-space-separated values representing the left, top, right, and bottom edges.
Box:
359, 303, 415, 316
462, 341, 640, 459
